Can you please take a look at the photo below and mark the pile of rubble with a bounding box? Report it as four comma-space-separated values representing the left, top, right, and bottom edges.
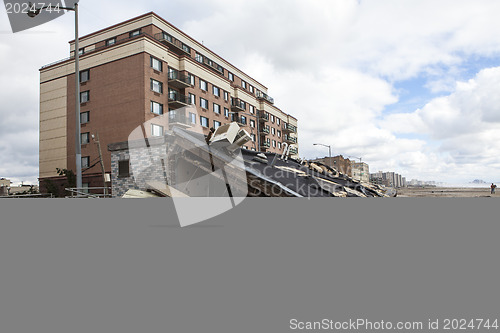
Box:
121, 122, 392, 198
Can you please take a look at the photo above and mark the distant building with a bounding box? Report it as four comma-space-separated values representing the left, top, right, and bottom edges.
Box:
370, 171, 407, 188
351, 162, 369, 183
312, 155, 352, 176
0, 178, 11, 188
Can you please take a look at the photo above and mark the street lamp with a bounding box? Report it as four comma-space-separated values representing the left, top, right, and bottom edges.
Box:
313, 143, 332, 168
27, 2, 82, 191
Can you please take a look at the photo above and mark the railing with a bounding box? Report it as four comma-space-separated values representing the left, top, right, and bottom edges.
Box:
154, 32, 191, 54
65, 187, 111, 198
260, 127, 270, 134
285, 135, 297, 144
0, 193, 53, 198
289, 147, 298, 154
261, 142, 271, 148
168, 93, 191, 104
256, 91, 274, 104
168, 71, 191, 85
168, 112, 190, 125
41, 32, 150, 70
231, 98, 246, 111
258, 110, 269, 121
283, 123, 297, 133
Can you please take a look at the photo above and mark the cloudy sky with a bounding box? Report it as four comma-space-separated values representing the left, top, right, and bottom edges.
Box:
1, 0, 500, 185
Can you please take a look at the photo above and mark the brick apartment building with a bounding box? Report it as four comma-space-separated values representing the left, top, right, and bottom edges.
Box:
39, 12, 298, 190
312, 155, 352, 176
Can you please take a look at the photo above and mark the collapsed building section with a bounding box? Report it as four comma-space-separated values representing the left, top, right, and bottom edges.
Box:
109, 122, 391, 198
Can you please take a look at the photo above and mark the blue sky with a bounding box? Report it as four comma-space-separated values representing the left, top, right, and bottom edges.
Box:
1, 0, 500, 185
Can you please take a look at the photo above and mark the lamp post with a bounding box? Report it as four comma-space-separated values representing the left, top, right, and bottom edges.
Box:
28, 2, 82, 191
313, 143, 332, 168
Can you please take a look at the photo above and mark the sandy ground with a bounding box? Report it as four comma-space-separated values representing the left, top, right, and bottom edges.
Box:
396, 187, 498, 197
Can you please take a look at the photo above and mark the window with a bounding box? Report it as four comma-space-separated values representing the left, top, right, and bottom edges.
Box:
80, 111, 89, 124
228, 72, 234, 81
267, 138, 271, 145
189, 93, 196, 105
249, 105, 255, 114
200, 98, 208, 109
106, 38, 116, 46
81, 156, 90, 168
272, 140, 276, 148
80, 91, 89, 103
213, 103, 221, 114
277, 130, 281, 138
130, 29, 141, 37
224, 91, 229, 101
277, 118, 281, 125
189, 112, 196, 125
278, 142, 282, 149
249, 85, 254, 93
118, 160, 130, 177
182, 44, 191, 53
224, 107, 229, 117
195, 53, 203, 63
189, 74, 195, 85
151, 79, 163, 93
199, 79, 207, 91
81, 132, 90, 144
151, 57, 162, 71
151, 124, 164, 137
78, 48, 85, 56
168, 88, 178, 100
79, 70, 89, 83
200, 116, 209, 127
272, 127, 276, 135
251, 134, 256, 142
213, 85, 220, 97
250, 119, 255, 128
241, 80, 247, 89
151, 101, 163, 115
271, 115, 275, 123
213, 120, 221, 129
240, 115, 247, 125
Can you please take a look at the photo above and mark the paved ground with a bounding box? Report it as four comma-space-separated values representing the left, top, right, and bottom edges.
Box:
397, 187, 498, 197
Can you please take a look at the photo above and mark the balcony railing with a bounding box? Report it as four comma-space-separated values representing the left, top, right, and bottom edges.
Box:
168, 93, 191, 108
168, 71, 192, 89
261, 142, 271, 149
258, 110, 269, 122
260, 127, 270, 134
231, 98, 246, 112
282, 123, 297, 133
289, 147, 298, 155
256, 91, 274, 104
284, 135, 297, 144
168, 111, 191, 129
155, 32, 191, 55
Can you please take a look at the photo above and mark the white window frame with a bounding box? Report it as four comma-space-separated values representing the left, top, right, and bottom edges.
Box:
151, 79, 163, 93
151, 124, 164, 137
200, 116, 209, 128
151, 101, 163, 115
199, 79, 207, 91
213, 103, 221, 114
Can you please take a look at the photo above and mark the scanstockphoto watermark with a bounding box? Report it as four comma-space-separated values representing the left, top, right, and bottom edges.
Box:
3, 0, 78, 33
290, 318, 424, 331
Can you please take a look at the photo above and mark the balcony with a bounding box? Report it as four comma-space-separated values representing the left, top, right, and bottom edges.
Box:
256, 91, 274, 104
284, 135, 297, 144
231, 98, 246, 112
168, 71, 192, 89
282, 123, 297, 133
260, 127, 270, 135
258, 110, 269, 122
199, 56, 224, 75
168, 93, 190, 109
261, 142, 271, 149
168, 111, 191, 130
155, 32, 191, 56
289, 147, 298, 155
